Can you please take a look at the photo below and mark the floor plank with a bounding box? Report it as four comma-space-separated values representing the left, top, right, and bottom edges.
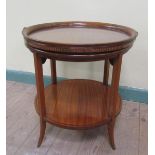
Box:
6, 86, 36, 130
76, 126, 107, 155
6, 82, 35, 115
16, 124, 61, 155
139, 104, 148, 155
113, 101, 139, 155
6, 82, 38, 155
46, 129, 85, 155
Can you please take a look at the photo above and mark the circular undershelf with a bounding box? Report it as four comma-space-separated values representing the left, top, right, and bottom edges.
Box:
35, 79, 122, 129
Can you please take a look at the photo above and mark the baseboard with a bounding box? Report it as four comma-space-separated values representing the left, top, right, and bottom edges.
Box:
6, 69, 148, 104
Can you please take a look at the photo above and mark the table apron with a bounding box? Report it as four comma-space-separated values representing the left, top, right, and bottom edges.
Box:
28, 46, 131, 62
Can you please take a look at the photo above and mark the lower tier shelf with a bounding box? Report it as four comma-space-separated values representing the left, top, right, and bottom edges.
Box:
35, 79, 122, 129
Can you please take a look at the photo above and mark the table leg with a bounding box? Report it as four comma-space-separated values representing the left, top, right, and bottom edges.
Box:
50, 60, 57, 84
50, 59, 58, 105
103, 59, 110, 85
33, 53, 46, 147
108, 55, 122, 150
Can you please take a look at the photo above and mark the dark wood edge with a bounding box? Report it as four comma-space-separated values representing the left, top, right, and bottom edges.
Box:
22, 21, 138, 54
27, 45, 132, 62
25, 40, 134, 54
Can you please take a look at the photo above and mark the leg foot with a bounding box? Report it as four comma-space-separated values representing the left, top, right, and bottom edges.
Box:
107, 120, 116, 150
37, 121, 46, 147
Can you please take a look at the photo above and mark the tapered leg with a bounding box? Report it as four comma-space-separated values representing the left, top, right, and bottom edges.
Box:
108, 119, 116, 149
103, 59, 110, 85
107, 55, 122, 150
33, 53, 46, 147
50, 59, 57, 84
37, 121, 46, 147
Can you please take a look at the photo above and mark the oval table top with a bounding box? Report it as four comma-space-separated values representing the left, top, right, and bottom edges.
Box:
22, 21, 138, 60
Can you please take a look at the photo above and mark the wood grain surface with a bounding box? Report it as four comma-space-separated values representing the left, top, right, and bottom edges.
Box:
34, 79, 121, 129
29, 27, 129, 44
22, 21, 137, 55
21, 21, 138, 149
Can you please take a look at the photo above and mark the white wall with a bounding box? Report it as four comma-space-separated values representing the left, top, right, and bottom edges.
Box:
6, 0, 148, 89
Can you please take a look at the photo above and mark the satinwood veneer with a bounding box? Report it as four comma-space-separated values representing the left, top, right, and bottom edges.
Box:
34, 79, 121, 129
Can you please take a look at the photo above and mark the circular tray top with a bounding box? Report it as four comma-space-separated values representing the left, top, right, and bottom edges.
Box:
22, 21, 138, 55
29, 27, 129, 44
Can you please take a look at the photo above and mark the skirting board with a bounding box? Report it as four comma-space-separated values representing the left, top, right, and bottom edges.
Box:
6, 69, 148, 104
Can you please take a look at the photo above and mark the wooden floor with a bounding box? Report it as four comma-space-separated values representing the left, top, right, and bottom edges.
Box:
6, 81, 148, 155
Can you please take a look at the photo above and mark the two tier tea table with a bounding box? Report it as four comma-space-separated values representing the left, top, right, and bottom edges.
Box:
22, 21, 137, 149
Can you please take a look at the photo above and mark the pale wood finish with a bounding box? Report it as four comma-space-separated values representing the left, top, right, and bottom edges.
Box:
113, 102, 140, 155
46, 129, 85, 155
6, 82, 38, 155
16, 125, 61, 155
6, 81, 147, 155
139, 104, 148, 155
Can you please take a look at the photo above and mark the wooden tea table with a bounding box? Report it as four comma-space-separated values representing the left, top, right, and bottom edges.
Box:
22, 21, 137, 149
